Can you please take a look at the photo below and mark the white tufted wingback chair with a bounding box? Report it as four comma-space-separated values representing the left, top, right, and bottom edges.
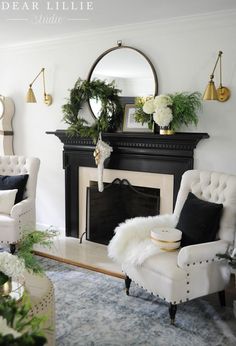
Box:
0, 156, 40, 253
121, 170, 236, 323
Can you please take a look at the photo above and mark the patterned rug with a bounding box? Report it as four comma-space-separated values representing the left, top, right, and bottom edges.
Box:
39, 257, 236, 346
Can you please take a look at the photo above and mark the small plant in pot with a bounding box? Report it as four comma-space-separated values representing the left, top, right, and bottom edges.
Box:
134, 91, 202, 134
217, 249, 236, 269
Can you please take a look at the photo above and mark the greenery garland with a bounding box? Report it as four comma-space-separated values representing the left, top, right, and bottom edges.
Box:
62, 78, 123, 141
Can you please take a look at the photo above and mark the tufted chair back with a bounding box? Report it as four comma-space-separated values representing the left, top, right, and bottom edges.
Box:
0, 156, 40, 201
174, 170, 236, 245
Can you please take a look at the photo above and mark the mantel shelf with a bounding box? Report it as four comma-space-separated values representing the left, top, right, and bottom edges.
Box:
46, 130, 209, 158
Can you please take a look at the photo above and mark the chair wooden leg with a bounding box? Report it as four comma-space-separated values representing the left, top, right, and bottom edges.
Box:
125, 275, 132, 296
218, 290, 226, 307
169, 303, 177, 325
10, 243, 16, 254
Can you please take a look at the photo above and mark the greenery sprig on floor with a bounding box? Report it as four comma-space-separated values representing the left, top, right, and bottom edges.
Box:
17, 229, 57, 274
62, 78, 123, 141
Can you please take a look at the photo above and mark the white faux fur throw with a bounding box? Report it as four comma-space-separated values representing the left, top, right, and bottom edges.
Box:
108, 214, 178, 266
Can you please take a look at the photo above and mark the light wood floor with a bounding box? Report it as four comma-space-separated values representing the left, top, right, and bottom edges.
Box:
34, 236, 123, 279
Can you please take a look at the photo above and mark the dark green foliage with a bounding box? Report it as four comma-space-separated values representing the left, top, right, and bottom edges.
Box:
17, 230, 57, 274
0, 296, 47, 345
62, 78, 123, 141
170, 92, 202, 131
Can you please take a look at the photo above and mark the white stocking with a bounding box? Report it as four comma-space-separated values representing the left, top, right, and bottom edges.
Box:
93, 133, 113, 192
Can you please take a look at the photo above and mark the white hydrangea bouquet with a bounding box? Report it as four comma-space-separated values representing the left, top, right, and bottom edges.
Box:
134, 92, 202, 134
0, 252, 25, 287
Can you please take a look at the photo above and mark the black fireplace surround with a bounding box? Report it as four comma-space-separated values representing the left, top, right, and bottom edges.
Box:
47, 130, 209, 238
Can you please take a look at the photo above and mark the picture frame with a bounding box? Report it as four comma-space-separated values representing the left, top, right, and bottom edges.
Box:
122, 104, 152, 133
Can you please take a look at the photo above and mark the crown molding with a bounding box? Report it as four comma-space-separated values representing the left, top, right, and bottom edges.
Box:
0, 9, 236, 51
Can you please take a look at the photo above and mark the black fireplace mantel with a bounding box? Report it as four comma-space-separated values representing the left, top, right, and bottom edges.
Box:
47, 130, 209, 238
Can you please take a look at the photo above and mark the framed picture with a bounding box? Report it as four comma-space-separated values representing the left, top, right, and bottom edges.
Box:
122, 104, 151, 132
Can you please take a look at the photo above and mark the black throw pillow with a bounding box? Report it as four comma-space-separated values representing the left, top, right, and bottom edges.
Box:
0, 174, 29, 204
176, 192, 223, 247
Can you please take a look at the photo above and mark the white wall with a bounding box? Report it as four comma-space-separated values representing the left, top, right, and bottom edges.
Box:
0, 11, 236, 233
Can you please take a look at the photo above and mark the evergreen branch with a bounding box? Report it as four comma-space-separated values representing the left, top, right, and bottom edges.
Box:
17, 229, 57, 274
62, 78, 123, 141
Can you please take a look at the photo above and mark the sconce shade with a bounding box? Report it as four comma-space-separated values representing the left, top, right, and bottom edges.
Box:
26, 87, 37, 103
203, 80, 218, 101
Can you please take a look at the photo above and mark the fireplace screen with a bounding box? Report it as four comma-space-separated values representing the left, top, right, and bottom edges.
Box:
86, 178, 160, 245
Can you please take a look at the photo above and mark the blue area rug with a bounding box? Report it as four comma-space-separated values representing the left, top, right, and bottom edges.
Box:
39, 257, 236, 346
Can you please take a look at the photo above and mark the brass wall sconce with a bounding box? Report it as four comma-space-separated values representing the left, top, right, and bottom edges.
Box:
203, 51, 230, 102
26, 68, 53, 106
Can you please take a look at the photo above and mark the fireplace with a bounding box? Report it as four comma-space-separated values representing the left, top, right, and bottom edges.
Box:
47, 130, 209, 239
79, 167, 173, 240
86, 179, 160, 245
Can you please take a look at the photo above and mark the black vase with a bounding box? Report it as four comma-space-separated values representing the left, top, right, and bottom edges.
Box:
152, 123, 159, 134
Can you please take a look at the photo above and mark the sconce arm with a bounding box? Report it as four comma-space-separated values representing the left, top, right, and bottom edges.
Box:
29, 68, 45, 87
209, 51, 222, 80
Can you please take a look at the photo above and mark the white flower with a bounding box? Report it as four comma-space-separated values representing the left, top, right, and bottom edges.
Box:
154, 95, 173, 108
0, 316, 22, 338
143, 98, 156, 114
153, 107, 173, 127
0, 252, 25, 279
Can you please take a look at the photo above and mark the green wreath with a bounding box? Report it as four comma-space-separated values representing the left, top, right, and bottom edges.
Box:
62, 78, 123, 141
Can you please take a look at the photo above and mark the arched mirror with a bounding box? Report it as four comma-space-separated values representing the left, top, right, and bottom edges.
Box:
88, 42, 158, 119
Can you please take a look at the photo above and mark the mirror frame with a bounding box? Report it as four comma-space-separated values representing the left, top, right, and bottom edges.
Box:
0, 96, 5, 120
87, 43, 158, 119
